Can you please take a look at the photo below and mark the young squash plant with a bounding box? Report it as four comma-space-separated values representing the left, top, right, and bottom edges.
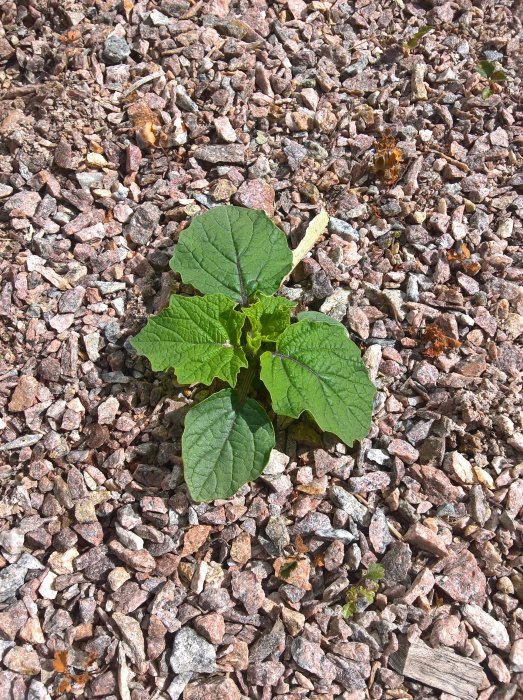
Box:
131, 206, 375, 502
475, 60, 507, 99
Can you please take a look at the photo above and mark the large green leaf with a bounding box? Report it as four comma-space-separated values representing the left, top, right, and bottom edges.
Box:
296, 310, 345, 328
242, 293, 296, 353
131, 294, 247, 386
182, 389, 275, 501
171, 206, 292, 305
260, 320, 375, 446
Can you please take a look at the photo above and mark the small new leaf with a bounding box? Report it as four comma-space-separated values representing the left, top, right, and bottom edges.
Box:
171, 205, 292, 305
341, 564, 382, 619
490, 69, 507, 83
404, 25, 433, 51
182, 388, 275, 501
476, 61, 507, 100
260, 319, 375, 446
341, 585, 365, 619
364, 563, 385, 582
476, 60, 495, 79
242, 293, 296, 353
131, 293, 247, 386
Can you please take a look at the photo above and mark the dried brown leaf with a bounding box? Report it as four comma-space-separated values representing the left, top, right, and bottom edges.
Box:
59, 29, 82, 44
53, 651, 68, 674
447, 242, 471, 261
127, 101, 161, 146
295, 534, 309, 554
422, 324, 461, 357
123, 0, 134, 19
373, 130, 403, 184
56, 678, 72, 694
72, 672, 91, 687
462, 261, 481, 275
140, 121, 158, 147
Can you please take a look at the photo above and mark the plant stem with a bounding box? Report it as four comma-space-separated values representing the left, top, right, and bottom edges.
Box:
236, 362, 257, 403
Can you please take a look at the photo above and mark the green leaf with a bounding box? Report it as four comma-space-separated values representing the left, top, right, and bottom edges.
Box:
362, 589, 376, 604
243, 293, 296, 353
341, 586, 360, 619
481, 86, 493, 99
296, 311, 345, 327
171, 205, 292, 305
131, 294, 247, 386
278, 560, 299, 580
405, 25, 433, 50
341, 602, 356, 619
364, 563, 385, 582
182, 389, 275, 501
476, 60, 495, 79
260, 320, 375, 446
491, 70, 507, 83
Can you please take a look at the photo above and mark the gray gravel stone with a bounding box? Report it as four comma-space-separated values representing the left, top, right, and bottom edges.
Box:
112, 611, 146, 671
330, 485, 368, 523
249, 618, 285, 663
126, 203, 161, 245
380, 542, 412, 584
0, 184, 14, 198
103, 35, 131, 64
166, 673, 193, 700
0, 434, 43, 451
4, 191, 41, 217
59, 287, 85, 313
98, 396, 119, 425
0, 555, 43, 603
176, 85, 199, 112
84, 332, 101, 362
369, 508, 393, 554
328, 217, 360, 241
265, 516, 290, 552
0, 528, 24, 555
149, 9, 171, 25
0, 564, 27, 602
94, 281, 126, 295
320, 289, 350, 321
316, 527, 355, 543
462, 604, 510, 651
291, 637, 337, 682
170, 627, 217, 674
194, 144, 245, 164
76, 172, 104, 189
469, 484, 490, 526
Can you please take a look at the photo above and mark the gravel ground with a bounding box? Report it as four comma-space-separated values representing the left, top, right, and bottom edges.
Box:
1, 1, 522, 699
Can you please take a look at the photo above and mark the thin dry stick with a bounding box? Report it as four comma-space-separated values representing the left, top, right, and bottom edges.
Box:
121, 70, 164, 100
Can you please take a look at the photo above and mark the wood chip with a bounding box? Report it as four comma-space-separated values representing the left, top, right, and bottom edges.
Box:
390, 637, 484, 700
